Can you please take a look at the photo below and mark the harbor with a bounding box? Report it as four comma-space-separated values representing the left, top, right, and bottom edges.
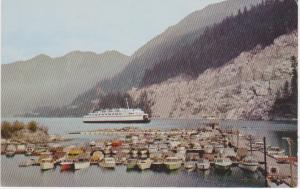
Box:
1, 118, 297, 187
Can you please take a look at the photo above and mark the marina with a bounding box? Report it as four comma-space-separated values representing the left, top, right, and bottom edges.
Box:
1, 118, 297, 187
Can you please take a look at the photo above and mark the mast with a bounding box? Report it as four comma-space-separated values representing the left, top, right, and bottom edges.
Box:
126, 98, 129, 110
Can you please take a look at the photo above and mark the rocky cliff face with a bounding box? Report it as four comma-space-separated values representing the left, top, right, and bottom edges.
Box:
129, 31, 297, 120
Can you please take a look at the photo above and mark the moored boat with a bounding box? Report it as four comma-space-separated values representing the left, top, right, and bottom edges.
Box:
40, 157, 54, 171
5, 144, 16, 157
184, 161, 196, 171
239, 155, 259, 172
164, 157, 182, 171
73, 159, 90, 170
196, 158, 210, 170
60, 160, 74, 171
214, 158, 232, 171
126, 158, 137, 170
99, 157, 116, 169
137, 158, 152, 170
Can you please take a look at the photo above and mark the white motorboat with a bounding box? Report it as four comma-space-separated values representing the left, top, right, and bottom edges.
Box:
99, 157, 116, 169
184, 161, 196, 170
40, 157, 54, 171
137, 158, 152, 170
204, 144, 214, 154
214, 158, 232, 171
196, 158, 210, 170
74, 158, 90, 170
239, 155, 259, 172
214, 144, 224, 154
267, 147, 285, 157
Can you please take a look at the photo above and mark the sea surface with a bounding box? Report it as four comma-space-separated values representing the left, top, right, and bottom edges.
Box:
1, 118, 297, 187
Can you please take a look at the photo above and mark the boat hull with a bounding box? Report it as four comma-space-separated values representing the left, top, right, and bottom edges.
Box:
164, 163, 182, 171
41, 162, 54, 171
215, 164, 231, 171
74, 162, 90, 170
197, 163, 210, 170
238, 163, 258, 172
60, 162, 74, 171
99, 162, 116, 169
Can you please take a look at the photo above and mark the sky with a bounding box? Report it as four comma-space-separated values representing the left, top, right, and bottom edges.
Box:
2, 0, 224, 63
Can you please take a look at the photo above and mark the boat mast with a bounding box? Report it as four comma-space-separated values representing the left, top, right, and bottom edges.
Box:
126, 98, 129, 110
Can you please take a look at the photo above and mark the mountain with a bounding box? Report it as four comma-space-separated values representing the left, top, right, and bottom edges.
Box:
99, 0, 264, 93
129, 31, 298, 120
2, 51, 129, 116
141, 0, 298, 86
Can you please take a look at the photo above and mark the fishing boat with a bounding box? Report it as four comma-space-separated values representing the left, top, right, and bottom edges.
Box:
164, 157, 182, 171
126, 159, 137, 170
214, 158, 232, 171
239, 155, 259, 172
40, 157, 54, 171
137, 158, 152, 170
99, 157, 116, 169
196, 158, 210, 170
83, 99, 150, 123
5, 144, 16, 157
60, 160, 74, 171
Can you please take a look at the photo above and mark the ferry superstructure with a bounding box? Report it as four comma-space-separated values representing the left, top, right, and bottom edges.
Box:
83, 108, 150, 123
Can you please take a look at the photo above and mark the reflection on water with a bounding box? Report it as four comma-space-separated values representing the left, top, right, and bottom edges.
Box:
1, 118, 297, 187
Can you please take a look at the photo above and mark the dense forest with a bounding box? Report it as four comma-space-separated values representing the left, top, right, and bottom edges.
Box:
270, 56, 297, 119
141, 0, 298, 86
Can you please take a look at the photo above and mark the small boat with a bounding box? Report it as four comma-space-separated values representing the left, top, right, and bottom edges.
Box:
60, 160, 74, 171
196, 158, 210, 170
204, 144, 214, 154
19, 158, 36, 167
184, 161, 196, 170
5, 144, 16, 157
267, 147, 285, 157
73, 159, 90, 170
99, 157, 116, 169
150, 158, 164, 170
214, 144, 224, 154
91, 151, 104, 164
164, 157, 182, 171
214, 158, 232, 171
239, 155, 259, 172
40, 157, 54, 171
131, 150, 138, 158
137, 158, 152, 170
16, 144, 26, 154
126, 159, 138, 170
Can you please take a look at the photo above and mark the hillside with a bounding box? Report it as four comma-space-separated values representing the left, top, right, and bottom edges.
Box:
2, 51, 129, 116
141, 0, 297, 86
99, 0, 263, 93
129, 31, 298, 120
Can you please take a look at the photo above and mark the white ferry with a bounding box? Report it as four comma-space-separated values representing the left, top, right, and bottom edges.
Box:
83, 99, 150, 123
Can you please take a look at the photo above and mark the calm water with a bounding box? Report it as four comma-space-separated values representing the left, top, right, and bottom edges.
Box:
1, 118, 297, 187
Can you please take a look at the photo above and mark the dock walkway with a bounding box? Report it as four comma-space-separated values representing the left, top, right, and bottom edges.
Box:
226, 129, 297, 187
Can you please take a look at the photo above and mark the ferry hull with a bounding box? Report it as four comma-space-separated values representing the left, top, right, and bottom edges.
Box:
83, 119, 150, 123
